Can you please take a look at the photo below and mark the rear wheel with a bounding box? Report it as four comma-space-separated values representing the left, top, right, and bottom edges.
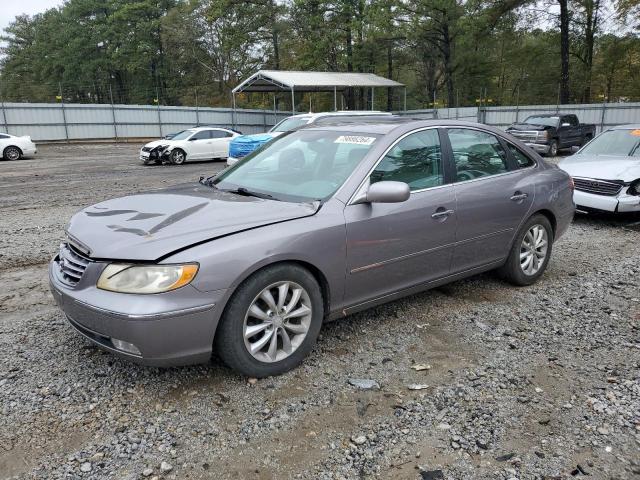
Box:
215, 264, 324, 377
581, 134, 592, 146
170, 149, 186, 165
498, 214, 553, 286
3, 146, 21, 161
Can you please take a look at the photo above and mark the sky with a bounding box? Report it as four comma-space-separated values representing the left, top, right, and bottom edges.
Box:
0, 0, 64, 36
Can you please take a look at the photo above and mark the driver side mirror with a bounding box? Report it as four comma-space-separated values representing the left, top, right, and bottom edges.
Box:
352, 180, 410, 204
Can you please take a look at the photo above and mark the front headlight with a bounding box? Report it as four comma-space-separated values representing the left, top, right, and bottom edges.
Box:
97, 264, 199, 294
628, 179, 640, 196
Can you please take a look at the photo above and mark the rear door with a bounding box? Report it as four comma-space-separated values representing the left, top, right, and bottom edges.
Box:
344, 128, 457, 307
209, 129, 234, 158
444, 127, 535, 273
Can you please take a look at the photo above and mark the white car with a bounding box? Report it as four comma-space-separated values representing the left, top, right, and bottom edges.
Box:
226, 111, 392, 166
140, 127, 240, 165
1, 133, 37, 161
559, 124, 640, 213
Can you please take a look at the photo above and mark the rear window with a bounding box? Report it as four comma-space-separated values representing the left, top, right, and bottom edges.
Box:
270, 117, 311, 133
507, 143, 536, 168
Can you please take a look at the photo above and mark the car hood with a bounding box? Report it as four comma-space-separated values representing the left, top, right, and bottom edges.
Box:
558, 154, 640, 182
143, 139, 180, 149
66, 183, 320, 261
507, 123, 553, 132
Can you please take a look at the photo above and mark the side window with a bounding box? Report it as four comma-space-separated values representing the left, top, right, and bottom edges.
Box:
209, 130, 228, 139
507, 143, 536, 168
190, 130, 211, 140
447, 128, 509, 182
0, 134, 8, 139
371, 129, 443, 191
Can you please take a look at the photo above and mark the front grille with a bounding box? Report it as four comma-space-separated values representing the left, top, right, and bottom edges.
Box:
509, 131, 541, 142
573, 177, 623, 196
56, 243, 91, 286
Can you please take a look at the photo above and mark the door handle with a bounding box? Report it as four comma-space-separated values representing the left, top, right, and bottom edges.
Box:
431, 208, 454, 219
510, 192, 529, 202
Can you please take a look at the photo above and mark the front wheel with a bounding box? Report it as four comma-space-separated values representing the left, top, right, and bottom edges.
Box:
498, 214, 553, 286
3, 146, 21, 161
215, 264, 324, 377
547, 140, 558, 157
170, 149, 186, 165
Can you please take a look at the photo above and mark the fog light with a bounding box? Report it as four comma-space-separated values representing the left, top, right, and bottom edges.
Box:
111, 338, 141, 356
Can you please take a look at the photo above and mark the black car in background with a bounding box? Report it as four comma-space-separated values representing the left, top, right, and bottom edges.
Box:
506, 114, 596, 156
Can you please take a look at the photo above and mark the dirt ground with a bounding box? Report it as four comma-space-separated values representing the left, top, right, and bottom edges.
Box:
0, 144, 639, 480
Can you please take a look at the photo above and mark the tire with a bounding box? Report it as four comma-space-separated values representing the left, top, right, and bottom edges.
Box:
582, 135, 592, 146
3, 146, 21, 161
498, 214, 554, 286
215, 263, 324, 377
547, 140, 558, 157
170, 149, 186, 165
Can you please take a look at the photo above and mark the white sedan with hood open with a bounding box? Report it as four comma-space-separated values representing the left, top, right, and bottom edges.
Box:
559, 124, 640, 213
1, 133, 37, 160
140, 127, 239, 165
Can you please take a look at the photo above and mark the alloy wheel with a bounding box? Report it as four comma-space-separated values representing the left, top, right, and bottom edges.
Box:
520, 224, 548, 275
172, 150, 185, 164
243, 281, 312, 363
4, 147, 20, 161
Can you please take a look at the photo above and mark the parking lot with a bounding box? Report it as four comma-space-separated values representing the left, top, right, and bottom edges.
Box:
1, 143, 639, 480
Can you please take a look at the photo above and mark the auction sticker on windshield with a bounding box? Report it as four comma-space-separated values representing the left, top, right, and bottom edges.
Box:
334, 135, 377, 145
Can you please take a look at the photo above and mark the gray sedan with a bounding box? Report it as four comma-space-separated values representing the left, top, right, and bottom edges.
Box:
49, 120, 574, 377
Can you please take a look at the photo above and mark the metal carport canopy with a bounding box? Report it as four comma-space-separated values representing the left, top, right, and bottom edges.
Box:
232, 70, 404, 93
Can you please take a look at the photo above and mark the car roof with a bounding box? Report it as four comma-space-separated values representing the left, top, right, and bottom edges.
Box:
609, 123, 640, 130
285, 111, 392, 120
301, 119, 509, 136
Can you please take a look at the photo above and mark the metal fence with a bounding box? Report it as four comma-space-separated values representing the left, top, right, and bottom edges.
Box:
0, 102, 291, 141
397, 102, 640, 134
2, 100, 640, 142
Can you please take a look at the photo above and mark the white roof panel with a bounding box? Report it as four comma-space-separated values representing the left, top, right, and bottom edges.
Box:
233, 70, 404, 93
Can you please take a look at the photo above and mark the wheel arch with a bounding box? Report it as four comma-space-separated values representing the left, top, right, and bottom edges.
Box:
221, 259, 332, 320
530, 209, 557, 238
3, 145, 23, 158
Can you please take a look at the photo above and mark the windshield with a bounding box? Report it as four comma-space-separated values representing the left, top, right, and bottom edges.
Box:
212, 130, 379, 202
523, 116, 559, 127
170, 130, 195, 140
269, 117, 311, 133
579, 129, 640, 157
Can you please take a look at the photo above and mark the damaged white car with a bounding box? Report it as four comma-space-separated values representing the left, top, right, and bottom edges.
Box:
559, 124, 640, 213
140, 127, 239, 165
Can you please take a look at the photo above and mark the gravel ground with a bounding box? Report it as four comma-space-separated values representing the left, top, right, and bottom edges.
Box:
0, 144, 639, 480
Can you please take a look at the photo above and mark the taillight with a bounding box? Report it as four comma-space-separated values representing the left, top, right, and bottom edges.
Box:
569, 177, 575, 191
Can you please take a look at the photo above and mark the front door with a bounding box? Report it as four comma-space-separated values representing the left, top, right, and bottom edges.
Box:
344, 128, 457, 308
187, 130, 213, 159
444, 127, 535, 273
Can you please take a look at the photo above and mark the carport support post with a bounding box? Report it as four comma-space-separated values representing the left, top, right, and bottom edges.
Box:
59, 83, 69, 143
0, 96, 8, 135
371, 88, 374, 111
600, 101, 607, 134
109, 84, 118, 143
403, 87, 407, 111
156, 86, 162, 138
291, 87, 295, 115
195, 88, 200, 127
333, 86, 337, 111
273, 94, 277, 124
232, 92, 237, 130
